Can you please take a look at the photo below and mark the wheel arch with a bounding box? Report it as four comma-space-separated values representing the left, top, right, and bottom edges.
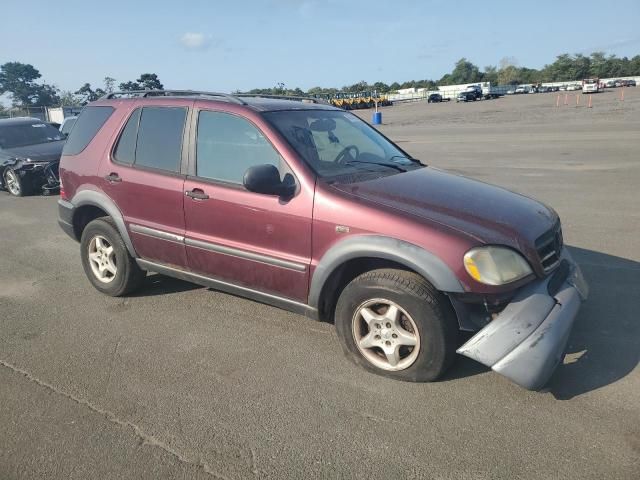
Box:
309, 235, 464, 321
71, 189, 137, 257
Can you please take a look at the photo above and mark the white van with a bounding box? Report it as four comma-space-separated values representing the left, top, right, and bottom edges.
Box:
582, 78, 600, 93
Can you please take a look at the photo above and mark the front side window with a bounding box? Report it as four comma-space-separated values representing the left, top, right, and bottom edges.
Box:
263, 110, 421, 181
134, 107, 186, 172
196, 111, 283, 184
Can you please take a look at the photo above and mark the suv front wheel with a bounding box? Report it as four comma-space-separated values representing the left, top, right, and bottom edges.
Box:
335, 269, 458, 382
80, 218, 146, 296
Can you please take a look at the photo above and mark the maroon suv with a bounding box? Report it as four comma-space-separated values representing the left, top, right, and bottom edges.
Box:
57, 90, 588, 390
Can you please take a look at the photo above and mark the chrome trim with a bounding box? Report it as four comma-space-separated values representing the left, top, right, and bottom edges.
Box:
543, 259, 561, 272
185, 237, 307, 272
136, 259, 318, 319
129, 224, 185, 243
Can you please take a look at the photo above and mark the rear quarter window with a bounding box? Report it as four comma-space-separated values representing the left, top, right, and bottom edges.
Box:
62, 106, 114, 156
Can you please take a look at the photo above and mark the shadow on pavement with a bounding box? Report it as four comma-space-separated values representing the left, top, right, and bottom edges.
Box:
547, 246, 639, 399
130, 273, 202, 297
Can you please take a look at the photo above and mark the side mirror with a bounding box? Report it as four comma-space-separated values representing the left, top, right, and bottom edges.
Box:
243, 164, 295, 197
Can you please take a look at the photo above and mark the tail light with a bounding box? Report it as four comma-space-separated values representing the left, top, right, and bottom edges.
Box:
59, 176, 67, 201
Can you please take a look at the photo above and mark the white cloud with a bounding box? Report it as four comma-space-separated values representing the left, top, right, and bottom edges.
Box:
179, 32, 210, 50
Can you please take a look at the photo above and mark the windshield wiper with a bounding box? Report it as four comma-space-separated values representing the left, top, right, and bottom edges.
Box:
344, 160, 407, 172
390, 155, 425, 166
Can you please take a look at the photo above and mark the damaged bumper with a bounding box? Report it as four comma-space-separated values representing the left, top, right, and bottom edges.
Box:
456, 248, 589, 390
12, 161, 60, 193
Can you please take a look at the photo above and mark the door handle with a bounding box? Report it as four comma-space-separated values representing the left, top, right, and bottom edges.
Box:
104, 173, 122, 183
185, 188, 209, 200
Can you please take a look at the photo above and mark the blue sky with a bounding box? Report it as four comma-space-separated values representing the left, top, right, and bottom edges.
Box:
1, 0, 639, 94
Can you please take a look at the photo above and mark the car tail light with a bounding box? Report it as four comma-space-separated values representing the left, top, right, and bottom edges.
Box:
59, 177, 67, 200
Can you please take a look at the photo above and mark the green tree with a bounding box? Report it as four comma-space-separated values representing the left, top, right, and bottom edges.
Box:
448, 58, 482, 84
498, 65, 521, 85
137, 73, 163, 90
372, 81, 389, 93
32, 84, 60, 106
589, 52, 608, 78
58, 91, 82, 106
75, 83, 106, 104
0, 62, 43, 106
119, 81, 140, 91
103, 76, 116, 93
483, 65, 498, 84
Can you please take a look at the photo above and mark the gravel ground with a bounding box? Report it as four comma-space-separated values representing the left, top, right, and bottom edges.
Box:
1, 88, 639, 479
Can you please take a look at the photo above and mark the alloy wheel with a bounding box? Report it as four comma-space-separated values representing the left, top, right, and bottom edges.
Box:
352, 298, 421, 371
88, 235, 117, 283
4, 169, 21, 196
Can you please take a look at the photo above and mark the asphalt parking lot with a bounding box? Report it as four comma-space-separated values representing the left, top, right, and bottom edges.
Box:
1, 89, 639, 479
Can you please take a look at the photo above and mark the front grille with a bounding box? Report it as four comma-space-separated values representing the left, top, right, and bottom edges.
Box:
535, 222, 563, 273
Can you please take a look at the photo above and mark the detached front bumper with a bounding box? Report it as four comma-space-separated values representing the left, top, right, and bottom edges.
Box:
456, 248, 589, 390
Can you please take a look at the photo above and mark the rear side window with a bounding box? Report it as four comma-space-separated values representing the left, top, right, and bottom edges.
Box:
113, 109, 141, 165
134, 107, 186, 172
62, 106, 114, 155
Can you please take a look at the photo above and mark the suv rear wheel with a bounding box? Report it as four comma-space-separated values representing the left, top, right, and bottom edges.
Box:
80, 218, 146, 296
335, 269, 458, 382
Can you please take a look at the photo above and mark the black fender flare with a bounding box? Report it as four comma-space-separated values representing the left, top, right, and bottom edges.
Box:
308, 235, 464, 309
71, 189, 138, 258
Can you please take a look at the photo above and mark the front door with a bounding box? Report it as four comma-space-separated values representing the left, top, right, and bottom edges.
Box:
182, 108, 312, 302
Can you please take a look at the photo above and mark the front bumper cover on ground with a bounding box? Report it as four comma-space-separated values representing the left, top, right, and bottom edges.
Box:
456, 248, 589, 390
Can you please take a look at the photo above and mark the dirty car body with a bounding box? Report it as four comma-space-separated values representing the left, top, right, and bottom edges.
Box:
0, 118, 64, 196
57, 92, 588, 390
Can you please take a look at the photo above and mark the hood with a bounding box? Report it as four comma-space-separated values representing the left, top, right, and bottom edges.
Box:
1, 140, 65, 163
332, 167, 558, 256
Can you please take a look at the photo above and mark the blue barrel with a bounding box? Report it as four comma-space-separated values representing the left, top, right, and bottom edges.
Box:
372, 111, 382, 125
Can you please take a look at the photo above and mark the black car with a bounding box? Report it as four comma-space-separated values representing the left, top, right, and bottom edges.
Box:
428, 93, 443, 103
456, 91, 476, 102
0, 117, 64, 196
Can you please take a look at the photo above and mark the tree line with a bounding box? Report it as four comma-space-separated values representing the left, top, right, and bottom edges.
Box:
1, 51, 639, 110
249, 53, 640, 96
0, 62, 164, 109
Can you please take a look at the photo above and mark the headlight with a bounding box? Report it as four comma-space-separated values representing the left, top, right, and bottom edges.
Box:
463, 246, 532, 285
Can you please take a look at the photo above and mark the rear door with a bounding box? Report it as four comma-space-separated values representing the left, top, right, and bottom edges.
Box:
182, 107, 313, 302
99, 101, 190, 267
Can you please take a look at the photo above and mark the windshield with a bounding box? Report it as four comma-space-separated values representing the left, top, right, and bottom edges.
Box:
263, 110, 421, 180
0, 122, 65, 149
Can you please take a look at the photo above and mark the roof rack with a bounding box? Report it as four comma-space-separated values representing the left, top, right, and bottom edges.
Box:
99, 90, 330, 106
100, 90, 247, 104
237, 93, 328, 104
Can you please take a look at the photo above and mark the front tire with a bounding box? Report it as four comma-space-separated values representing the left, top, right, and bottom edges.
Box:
334, 269, 458, 382
3, 168, 30, 197
80, 218, 145, 296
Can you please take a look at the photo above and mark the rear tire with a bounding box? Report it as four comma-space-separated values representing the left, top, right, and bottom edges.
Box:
80, 218, 146, 296
334, 269, 458, 382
